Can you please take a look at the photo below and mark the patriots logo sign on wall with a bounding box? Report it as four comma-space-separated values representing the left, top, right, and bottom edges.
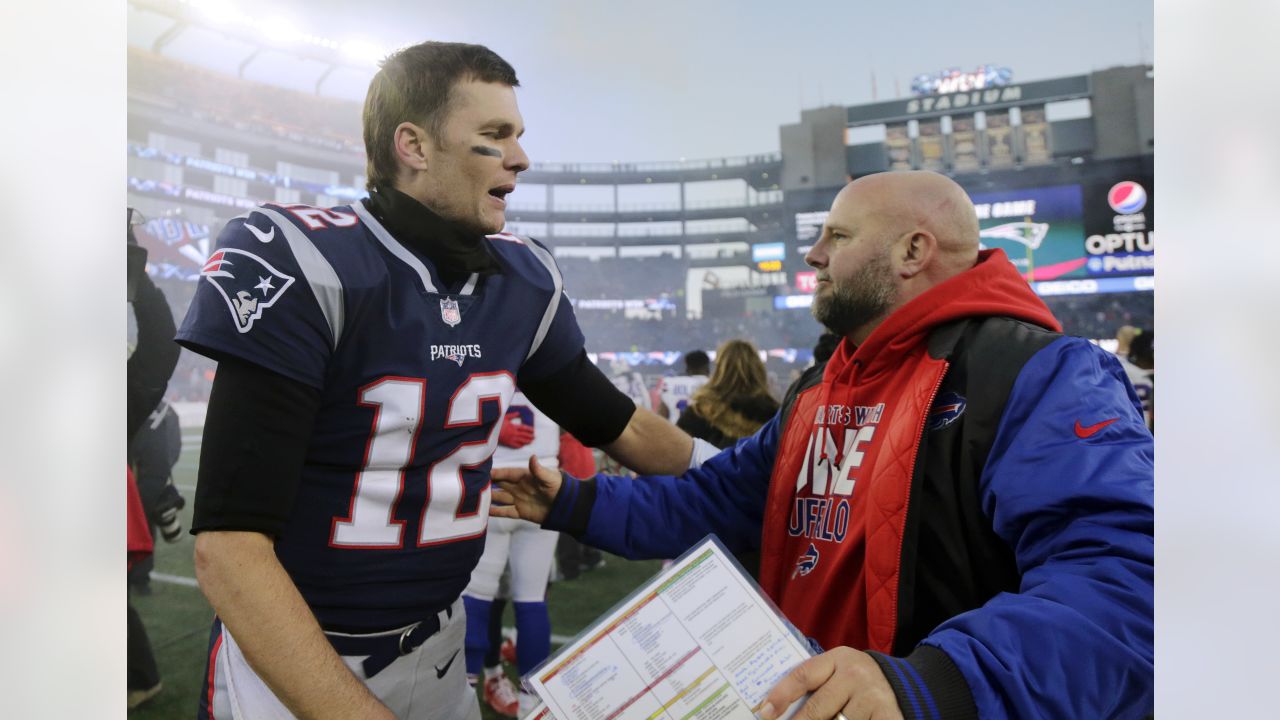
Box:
440, 297, 462, 327
792, 542, 820, 578
928, 391, 968, 431
200, 248, 295, 333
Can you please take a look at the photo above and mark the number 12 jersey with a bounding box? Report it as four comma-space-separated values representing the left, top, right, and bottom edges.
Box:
177, 200, 584, 630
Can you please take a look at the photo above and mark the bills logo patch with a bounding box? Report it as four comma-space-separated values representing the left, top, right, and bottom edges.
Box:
928, 391, 967, 431
201, 248, 294, 333
440, 297, 462, 327
793, 543, 820, 578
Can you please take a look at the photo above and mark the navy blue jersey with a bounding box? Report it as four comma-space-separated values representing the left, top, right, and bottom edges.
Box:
177, 200, 584, 630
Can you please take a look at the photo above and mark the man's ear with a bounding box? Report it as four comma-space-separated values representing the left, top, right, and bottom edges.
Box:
393, 121, 431, 172
897, 230, 937, 279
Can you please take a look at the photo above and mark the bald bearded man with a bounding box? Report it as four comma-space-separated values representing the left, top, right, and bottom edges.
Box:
493, 172, 1154, 719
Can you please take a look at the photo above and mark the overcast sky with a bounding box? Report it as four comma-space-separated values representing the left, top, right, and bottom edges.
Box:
130, 0, 1152, 163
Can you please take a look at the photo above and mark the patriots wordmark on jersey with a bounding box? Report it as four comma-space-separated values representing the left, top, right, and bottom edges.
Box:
177, 201, 584, 630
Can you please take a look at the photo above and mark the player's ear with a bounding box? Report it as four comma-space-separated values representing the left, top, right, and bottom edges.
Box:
393, 122, 430, 172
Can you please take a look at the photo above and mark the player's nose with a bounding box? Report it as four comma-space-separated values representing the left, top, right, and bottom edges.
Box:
506, 140, 530, 174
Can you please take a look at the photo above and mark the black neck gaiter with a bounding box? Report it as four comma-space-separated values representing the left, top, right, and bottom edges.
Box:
363, 185, 501, 288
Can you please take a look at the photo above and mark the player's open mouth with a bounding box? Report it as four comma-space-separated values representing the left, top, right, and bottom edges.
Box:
488, 184, 514, 207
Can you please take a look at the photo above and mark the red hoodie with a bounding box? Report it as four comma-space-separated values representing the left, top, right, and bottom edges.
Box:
756, 249, 1059, 652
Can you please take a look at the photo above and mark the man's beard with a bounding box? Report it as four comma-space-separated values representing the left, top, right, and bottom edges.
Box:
811, 251, 896, 337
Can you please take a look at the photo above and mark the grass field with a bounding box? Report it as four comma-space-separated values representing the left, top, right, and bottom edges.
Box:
129, 435, 663, 719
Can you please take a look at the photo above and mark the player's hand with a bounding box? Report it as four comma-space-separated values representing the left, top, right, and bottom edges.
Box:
490, 454, 562, 524
498, 411, 536, 448
756, 647, 902, 720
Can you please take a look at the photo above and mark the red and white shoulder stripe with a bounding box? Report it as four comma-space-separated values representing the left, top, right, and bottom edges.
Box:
486, 231, 525, 244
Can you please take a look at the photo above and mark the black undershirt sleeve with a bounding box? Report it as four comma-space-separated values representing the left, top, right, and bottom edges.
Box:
519, 350, 636, 447
190, 355, 322, 536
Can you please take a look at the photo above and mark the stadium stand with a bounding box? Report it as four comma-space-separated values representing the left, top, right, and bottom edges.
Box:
127, 50, 1153, 409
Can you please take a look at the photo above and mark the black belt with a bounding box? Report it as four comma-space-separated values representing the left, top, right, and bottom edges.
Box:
325, 605, 454, 678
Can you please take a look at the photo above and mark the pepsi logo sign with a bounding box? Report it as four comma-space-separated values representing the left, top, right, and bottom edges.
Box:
1108, 181, 1147, 214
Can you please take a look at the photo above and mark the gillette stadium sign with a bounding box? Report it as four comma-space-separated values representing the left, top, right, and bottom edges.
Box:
847, 75, 1090, 124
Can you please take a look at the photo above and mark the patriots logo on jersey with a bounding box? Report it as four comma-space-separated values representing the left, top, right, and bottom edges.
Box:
440, 297, 462, 327
793, 542, 820, 578
928, 391, 967, 431
200, 248, 295, 333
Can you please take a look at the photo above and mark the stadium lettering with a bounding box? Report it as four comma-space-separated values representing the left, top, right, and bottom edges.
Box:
1099, 254, 1156, 272
1086, 232, 1154, 255
905, 85, 1023, 115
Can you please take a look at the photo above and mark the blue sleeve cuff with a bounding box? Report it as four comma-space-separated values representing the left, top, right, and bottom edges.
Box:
541, 471, 597, 536
867, 646, 977, 720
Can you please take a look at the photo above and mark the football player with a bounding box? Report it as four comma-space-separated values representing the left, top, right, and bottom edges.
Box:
654, 349, 710, 422
178, 41, 713, 719
462, 391, 558, 718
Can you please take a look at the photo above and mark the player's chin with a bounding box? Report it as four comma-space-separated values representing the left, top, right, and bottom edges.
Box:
478, 208, 505, 235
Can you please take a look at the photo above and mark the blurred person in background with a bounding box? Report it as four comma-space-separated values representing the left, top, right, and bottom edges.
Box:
1115, 324, 1138, 357
127, 400, 185, 596
127, 466, 157, 709
1120, 329, 1154, 432
654, 349, 710, 421
126, 207, 181, 709
494, 171, 1153, 720
463, 391, 560, 719
676, 340, 778, 450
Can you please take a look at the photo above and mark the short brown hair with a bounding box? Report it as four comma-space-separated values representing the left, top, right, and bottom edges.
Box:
362, 41, 519, 190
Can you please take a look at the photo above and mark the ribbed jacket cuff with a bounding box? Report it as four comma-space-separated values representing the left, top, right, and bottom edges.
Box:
867, 645, 977, 720
541, 471, 596, 537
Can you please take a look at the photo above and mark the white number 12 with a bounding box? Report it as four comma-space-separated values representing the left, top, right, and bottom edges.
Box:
330, 373, 515, 548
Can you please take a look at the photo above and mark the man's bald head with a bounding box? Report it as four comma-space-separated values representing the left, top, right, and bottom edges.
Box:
805, 171, 982, 342
835, 170, 980, 274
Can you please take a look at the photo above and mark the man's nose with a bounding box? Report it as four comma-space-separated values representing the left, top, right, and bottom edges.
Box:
507, 141, 530, 173
804, 241, 826, 269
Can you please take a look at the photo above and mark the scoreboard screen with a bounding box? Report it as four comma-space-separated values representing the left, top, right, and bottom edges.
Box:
971, 178, 1154, 280
971, 184, 1086, 280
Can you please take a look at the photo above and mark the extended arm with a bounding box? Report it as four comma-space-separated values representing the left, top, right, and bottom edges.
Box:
521, 350, 701, 475
600, 405, 695, 475
494, 414, 780, 560
192, 358, 394, 719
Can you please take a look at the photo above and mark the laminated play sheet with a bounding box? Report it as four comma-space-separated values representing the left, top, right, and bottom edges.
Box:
525, 536, 813, 720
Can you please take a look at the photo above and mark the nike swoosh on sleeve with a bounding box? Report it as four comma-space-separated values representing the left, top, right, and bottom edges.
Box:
245, 224, 275, 243
1074, 417, 1119, 438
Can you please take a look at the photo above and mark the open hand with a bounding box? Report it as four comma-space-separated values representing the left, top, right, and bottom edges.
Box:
490, 455, 564, 524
